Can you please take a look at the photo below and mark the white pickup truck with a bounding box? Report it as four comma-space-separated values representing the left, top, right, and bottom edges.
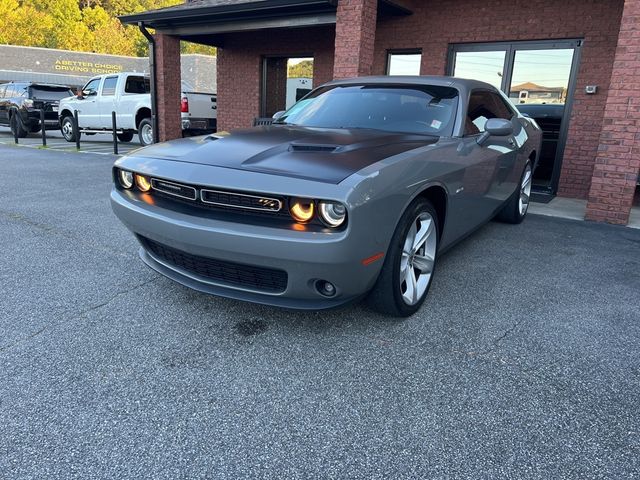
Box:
58, 72, 216, 146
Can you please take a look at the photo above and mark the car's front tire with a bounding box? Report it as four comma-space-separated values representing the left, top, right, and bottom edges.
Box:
60, 116, 79, 142
367, 198, 439, 317
10, 113, 28, 138
497, 161, 532, 224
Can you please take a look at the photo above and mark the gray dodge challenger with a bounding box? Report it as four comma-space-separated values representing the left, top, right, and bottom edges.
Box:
111, 76, 541, 317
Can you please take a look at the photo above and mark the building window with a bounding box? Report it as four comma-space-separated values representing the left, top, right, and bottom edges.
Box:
386, 51, 422, 76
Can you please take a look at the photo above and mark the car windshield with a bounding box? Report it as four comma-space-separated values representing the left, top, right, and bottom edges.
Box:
275, 84, 459, 135
29, 86, 74, 100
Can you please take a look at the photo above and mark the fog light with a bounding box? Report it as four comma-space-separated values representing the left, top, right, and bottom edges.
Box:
290, 198, 314, 223
316, 280, 336, 297
118, 169, 134, 189
135, 174, 151, 192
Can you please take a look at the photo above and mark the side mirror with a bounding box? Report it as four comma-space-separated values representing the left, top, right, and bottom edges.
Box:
272, 110, 286, 121
477, 118, 513, 145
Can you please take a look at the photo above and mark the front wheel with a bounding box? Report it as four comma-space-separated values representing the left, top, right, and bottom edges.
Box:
497, 162, 532, 224
138, 118, 153, 146
367, 198, 439, 317
10, 114, 28, 138
60, 116, 79, 142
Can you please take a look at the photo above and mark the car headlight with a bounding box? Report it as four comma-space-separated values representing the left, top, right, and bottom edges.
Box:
135, 174, 152, 192
318, 201, 347, 227
118, 169, 134, 189
289, 198, 314, 223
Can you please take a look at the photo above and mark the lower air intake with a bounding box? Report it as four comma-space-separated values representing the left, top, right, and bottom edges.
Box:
140, 236, 288, 293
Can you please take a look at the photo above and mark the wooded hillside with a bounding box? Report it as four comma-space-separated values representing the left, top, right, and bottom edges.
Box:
0, 0, 215, 56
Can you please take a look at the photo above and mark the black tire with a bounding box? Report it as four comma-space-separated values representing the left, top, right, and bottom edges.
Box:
138, 118, 153, 146
367, 198, 440, 317
30, 125, 42, 134
10, 113, 28, 138
117, 131, 134, 142
496, 161, 532, 224
60, 116, 79, 142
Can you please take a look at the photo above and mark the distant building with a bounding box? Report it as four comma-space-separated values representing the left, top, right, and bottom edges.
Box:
510, 82, 566, 105
0, 44, 216, 93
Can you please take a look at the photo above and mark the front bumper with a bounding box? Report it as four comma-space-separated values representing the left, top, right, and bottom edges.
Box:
111, 189, 384, 309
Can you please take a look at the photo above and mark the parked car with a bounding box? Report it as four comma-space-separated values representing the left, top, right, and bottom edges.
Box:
181, 82, 217, 134
0, 82, 74, 138
58, 73, 216, 146
111, 76, 541, 317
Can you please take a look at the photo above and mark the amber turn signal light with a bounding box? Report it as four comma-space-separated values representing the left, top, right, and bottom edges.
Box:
289, 198, 314, 223
135, 174, 152, 192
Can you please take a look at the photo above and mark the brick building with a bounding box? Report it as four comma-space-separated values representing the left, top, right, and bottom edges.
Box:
121, 0, 640, 225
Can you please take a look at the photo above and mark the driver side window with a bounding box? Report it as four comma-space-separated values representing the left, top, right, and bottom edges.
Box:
83, 78, 101, 95
465, 90, 514, 135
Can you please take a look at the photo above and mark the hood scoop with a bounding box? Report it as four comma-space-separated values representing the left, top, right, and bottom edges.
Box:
289, 143, 339, 153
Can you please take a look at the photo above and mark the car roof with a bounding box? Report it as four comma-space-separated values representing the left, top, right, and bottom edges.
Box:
324, 75, 498, 92
0, 82, 72, 89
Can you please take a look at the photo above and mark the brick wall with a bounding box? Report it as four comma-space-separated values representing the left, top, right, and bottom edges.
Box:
333, 0, 378, 78
216, 26, 335, 131
155, 33, 182, 142
585, 0, 640, 224
373, 0, 624, 200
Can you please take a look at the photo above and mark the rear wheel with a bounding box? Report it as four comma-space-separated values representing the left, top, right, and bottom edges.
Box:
117, 131, 134, 142
138, 118, 153, 146
10, 113, 28, 138
367, 198, 439, 317
30, 125, 42, 134
497, 162, 532, 224
60, 116, 79, 142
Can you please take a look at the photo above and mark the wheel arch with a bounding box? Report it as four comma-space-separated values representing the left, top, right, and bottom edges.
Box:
416, 184, 448, 239
135, 107, 151, 130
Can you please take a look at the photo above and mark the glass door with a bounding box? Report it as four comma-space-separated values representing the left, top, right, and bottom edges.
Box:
447, 40, 582, 194
507, 48, 576, 191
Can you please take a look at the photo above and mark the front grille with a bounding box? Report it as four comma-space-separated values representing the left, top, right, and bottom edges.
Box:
151, 178, 197, 200
140, 236, 288, 293
200, 188, 283, 212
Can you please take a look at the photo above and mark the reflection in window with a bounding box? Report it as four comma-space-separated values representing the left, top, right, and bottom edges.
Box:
453, 51, 505, 89
387, 52, 422, 76
509, 49, 574, 105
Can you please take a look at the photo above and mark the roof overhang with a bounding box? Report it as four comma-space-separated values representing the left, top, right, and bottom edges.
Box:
120, 0, 412, 39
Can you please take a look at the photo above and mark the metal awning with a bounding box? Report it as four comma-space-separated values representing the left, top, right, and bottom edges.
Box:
120, 0, 411, 44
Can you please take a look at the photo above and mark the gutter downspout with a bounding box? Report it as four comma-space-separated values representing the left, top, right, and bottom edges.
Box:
138, 22, 159, 144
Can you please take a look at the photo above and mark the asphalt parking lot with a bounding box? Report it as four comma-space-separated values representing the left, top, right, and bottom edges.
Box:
0, 126, 142, 156
1, 144, 639, 479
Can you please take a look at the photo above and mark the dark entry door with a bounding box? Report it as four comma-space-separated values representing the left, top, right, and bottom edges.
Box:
447, 40, 582, 195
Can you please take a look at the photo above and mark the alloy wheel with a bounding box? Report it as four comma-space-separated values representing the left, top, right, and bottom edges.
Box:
62, 119, 74, 141
519, 163, 532, 216
141, 123, 153, 145
399, 212, 437, 306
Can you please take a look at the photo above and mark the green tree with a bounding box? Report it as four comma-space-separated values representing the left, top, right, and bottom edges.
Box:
0, 0, 216, 57
288, 60, 313, 79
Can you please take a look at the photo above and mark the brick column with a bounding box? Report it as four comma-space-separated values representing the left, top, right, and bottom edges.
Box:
585, 0, 640, 225
333, 0, 377, 79
155, 33, 182, 142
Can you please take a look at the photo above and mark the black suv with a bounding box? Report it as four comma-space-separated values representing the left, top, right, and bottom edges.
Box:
0, 82, 75, 138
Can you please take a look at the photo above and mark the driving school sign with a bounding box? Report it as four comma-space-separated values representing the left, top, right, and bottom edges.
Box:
54, 60, 124, 75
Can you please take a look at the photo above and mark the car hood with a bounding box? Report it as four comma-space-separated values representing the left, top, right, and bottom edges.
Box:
134, 125, 438, 184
